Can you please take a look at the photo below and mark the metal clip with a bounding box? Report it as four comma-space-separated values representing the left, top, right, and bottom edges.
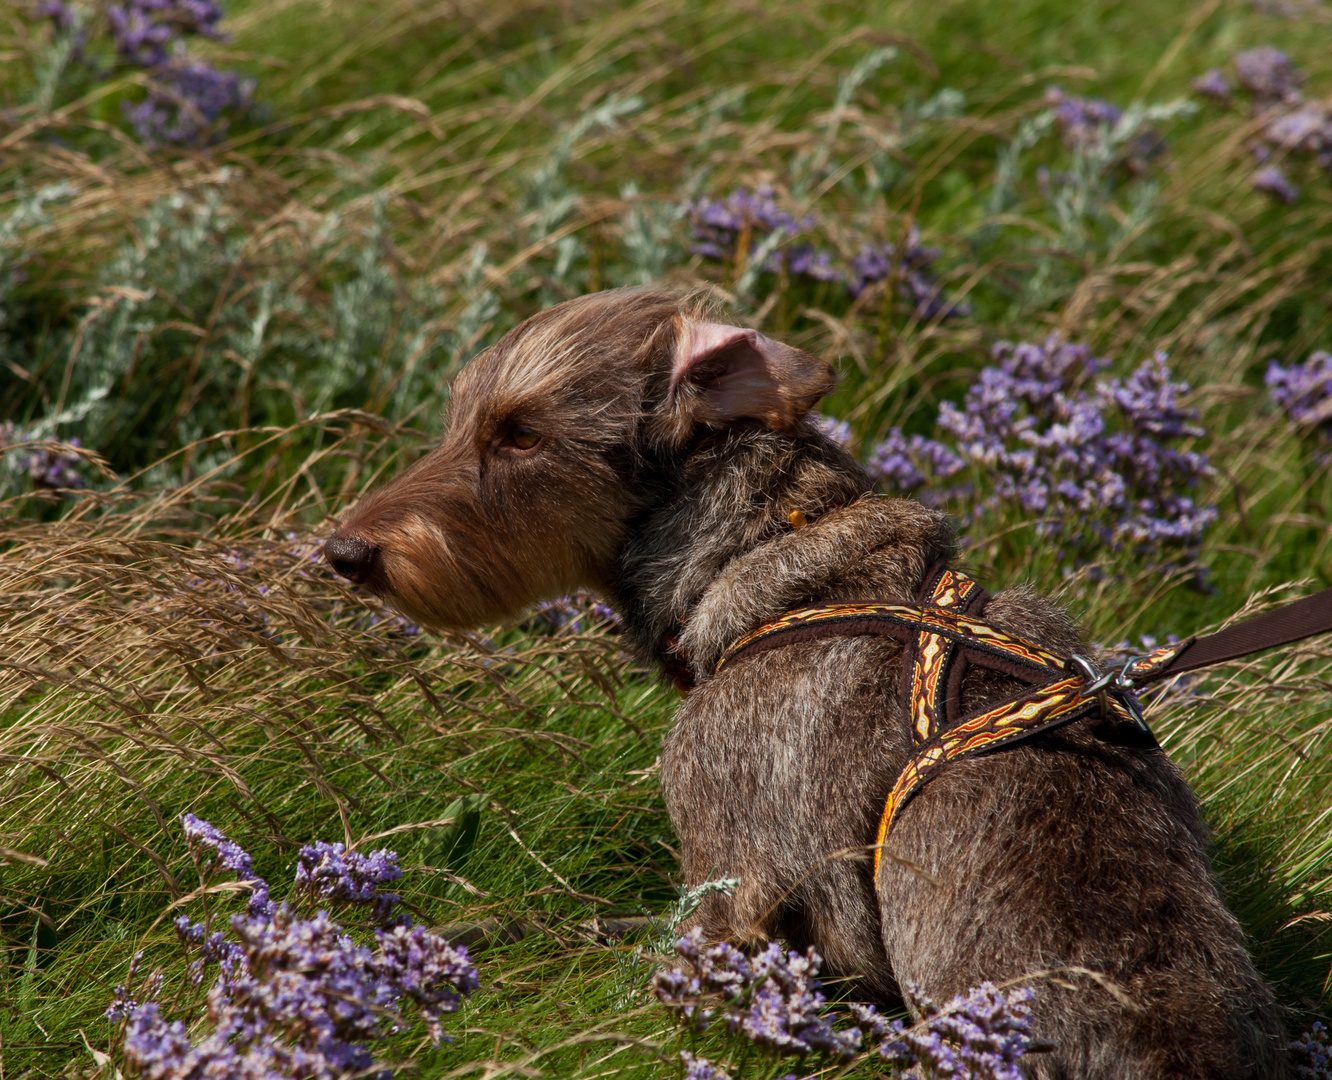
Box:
1066, 653, 1153, 736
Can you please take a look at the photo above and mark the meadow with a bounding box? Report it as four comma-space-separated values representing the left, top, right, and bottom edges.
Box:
1, 0, 1331, 1075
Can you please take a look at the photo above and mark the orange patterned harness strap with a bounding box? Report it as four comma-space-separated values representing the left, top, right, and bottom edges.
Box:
713, 566, 1332, 877
714, 563, 1183, 877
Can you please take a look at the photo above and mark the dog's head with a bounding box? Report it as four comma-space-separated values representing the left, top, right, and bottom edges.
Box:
322, 286, 835, 630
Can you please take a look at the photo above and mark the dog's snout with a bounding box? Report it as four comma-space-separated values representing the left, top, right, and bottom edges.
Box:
323, 535, 378, 584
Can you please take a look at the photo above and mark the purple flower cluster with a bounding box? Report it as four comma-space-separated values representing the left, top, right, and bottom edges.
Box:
686, 187, 968, 318
107, 0, 225, 66
1045, 87, 1123, 148
859, 337, 1215, 557
867, 428, 965, 506
529, 593, 621, 635
652, 928, 860, 1060
112, 815, 479, 1078
125, 61, 253, 147
1292, 1021, 1331, 1080
1193, 48, 1331, 203
295, 841, 404, 922
1266, 350, 1332, 432
868, 983, 1037, 1080
653, 931, 1042, 1077
181, 811, 256, 878
847, 230, 972, 318
39, 0, 251, 147
0, 424, 89, 491
679, 1050, 731, 1080
812, 413, 853, 448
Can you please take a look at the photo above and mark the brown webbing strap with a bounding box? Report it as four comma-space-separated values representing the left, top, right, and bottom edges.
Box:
1137, 587, 1332, 682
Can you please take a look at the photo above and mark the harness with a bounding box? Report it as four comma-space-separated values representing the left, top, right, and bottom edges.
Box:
710, 563, 1332, 878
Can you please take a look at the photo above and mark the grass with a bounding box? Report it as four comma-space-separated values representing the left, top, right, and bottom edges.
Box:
1, 0, 1331, 1075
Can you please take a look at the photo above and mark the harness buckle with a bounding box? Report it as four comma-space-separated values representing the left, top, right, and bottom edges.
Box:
1066, 653, 1154, 736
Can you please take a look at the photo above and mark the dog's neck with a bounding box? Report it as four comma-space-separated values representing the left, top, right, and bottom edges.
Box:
609, 426, 952, 683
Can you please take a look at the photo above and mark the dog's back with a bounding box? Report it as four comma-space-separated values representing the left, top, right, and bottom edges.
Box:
665, 494, 1289, 1079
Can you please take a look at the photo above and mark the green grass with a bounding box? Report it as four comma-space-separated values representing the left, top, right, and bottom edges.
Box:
1, 0, 1331, 1075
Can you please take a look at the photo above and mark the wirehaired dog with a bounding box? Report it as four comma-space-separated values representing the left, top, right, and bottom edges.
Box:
324, 286, 1289, 1079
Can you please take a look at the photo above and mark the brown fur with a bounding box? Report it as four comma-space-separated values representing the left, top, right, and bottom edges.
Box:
325, 286, 1289, 1078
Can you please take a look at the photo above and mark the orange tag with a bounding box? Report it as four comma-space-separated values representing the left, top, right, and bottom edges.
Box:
788, 509, 808, 529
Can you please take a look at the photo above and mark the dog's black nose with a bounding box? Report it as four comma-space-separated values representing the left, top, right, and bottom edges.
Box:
323, 535, 378, 584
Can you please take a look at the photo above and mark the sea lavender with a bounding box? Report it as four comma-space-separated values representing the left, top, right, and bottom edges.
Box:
124, 60, 253, 146
529, 593, 622, 635
858, 338, 1214, 560
653, 929, 859, 1061
1268, 350, 1332, 432
1045, 87, 1123, 147
1235, 46, 1303, 104
1192, 69, 1232, 100
866, 428, 966, 506
875, 983, 1037, 1080
1196, 47, 1332, 200
680, 1051, 732, 1080
687, 186, 817, 273
107, 0, 225, 64
933, 338, 1214, 553
181, 811, 256, 879
686, 187, 967, 316
848, 230, 973, 318
812, 413, 853, 448
112, 816, 479, 1078
653, 931, 1041, 1076
1292, 1021, 1331, 1080
41, 0, 251, 147
294, 841, 404, 921
1252, 165, 1301, 203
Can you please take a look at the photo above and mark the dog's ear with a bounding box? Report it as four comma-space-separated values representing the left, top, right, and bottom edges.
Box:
666, 321, 835, 434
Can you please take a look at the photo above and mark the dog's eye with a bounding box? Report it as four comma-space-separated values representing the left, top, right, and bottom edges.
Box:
506, 424, 542, 451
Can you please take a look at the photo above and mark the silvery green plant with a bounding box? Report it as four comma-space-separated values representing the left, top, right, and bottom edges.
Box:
983, 88, 1196, 310
11, 183, 463, 477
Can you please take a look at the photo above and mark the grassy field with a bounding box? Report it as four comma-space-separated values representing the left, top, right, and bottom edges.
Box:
1, 0, 1331, 1075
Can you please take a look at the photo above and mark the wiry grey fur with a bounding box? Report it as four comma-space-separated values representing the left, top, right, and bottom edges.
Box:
324, 286, 1290, 1079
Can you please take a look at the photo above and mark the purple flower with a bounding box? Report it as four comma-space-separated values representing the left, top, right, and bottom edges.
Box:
812, 414, 853, 448
375, 923, 479, 1043
680, 1051, 731, 1080
867, 429, 965, 499
1235, 46, 1303, 104
1252, 164, 1300, 203
877, 982, 1036, 1080
295, 841, 403, 920
654, 930, 859, 1061
1292, 1021, 1331, 1080
1192, 69, 1232, 100
180, 813, 256, 879
124, 60, 253, 146
848, 231, 971, 318
530, 593, 622, 635
1264, 103, 1330, 152
38, 1, 79, 32
108, 0, 225, 67
916, 338, 1215, 556
1267, 350, 1332, 431
1045, 87, 1122, 147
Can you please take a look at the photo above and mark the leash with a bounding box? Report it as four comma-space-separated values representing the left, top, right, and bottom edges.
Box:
711, 565, 1332, 876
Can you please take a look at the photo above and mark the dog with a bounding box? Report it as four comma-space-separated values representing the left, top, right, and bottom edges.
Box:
323, 286, 1289, 1078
